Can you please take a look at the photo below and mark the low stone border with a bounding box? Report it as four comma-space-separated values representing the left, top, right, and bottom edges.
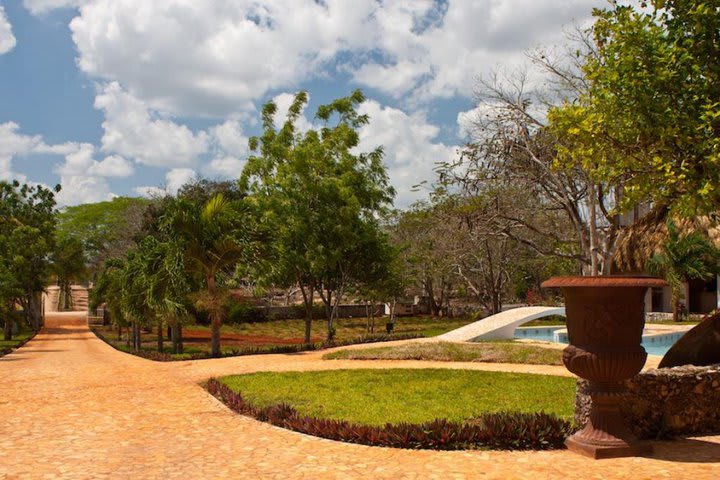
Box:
206, 378, 573, 451
575, 364, 720, 438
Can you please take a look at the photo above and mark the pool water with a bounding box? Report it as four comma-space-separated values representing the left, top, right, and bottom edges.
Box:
513, 326, 683, 357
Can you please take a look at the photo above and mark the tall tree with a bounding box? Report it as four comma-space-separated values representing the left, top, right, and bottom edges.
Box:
0, 181, 59, 330
440, 40, 621, 276
56, 197, 149, 276
166, 194, 246, 357
241, 90, 394, 342
51, 236, 87, 310
550, 0, 720, 215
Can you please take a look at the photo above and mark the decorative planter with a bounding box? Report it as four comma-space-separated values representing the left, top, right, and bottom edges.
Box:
541, 276, 667, 459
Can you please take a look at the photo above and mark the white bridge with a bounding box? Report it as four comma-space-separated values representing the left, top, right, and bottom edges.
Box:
437, 306, 566, 342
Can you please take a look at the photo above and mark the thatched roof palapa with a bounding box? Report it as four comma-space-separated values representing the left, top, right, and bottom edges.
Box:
613, 205, 720, 273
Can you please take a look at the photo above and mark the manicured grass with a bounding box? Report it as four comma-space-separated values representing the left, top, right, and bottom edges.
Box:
323, 341, 563, 365
218, 369, 576, 425
93, 315, 472, 355
204, 316, 472, 342
0, 328, 34, 355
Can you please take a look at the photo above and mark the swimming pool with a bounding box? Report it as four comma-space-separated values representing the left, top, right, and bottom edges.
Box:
513, 326, 685, 357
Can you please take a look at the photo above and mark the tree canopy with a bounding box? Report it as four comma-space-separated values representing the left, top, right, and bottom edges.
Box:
550, 0, 720, 214
241, 90, 395, 342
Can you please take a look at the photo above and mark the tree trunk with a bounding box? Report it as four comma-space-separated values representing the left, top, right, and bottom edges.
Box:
365, 303, 371, 334
299, 284, 315, 344
4, 317, 12, 341
171, 323, 184, 354
117, 323, 122, 341
207, 275, 221, 358
673, 299, 680, 323
157, 320, 164, 353
210, 316, 221, 357
28, 291, 43, 331
132, 322, 141, 351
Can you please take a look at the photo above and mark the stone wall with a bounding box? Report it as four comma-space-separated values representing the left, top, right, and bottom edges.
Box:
575, 365, 720, 438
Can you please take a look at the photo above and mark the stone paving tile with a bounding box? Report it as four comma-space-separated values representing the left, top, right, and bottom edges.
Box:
0, 313, 718, 479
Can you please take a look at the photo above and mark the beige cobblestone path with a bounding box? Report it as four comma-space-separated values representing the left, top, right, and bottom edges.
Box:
1, 313, 719, 479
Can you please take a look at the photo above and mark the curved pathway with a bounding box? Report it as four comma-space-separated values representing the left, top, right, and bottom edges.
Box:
0, 313, 718, 479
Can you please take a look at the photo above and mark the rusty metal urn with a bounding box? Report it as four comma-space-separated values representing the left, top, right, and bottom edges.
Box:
541, 276, 667, 459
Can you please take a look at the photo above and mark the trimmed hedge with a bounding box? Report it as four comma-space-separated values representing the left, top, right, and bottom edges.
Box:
91, 326, 422, 362
206, 378, 573, 450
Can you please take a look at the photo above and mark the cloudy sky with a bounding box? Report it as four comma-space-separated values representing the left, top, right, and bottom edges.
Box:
0, 0, 603, 207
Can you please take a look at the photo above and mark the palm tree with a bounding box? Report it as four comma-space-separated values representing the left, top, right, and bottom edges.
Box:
51, 236, 87, 311
647, 220, 720, 322
91, 258, 129, 342
142, 237, 191, 354
168, 194, 245, 357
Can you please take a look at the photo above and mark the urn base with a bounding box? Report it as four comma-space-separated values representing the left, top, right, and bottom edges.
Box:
565, 435, 652, 459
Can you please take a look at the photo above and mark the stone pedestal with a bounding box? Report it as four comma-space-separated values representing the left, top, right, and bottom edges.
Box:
542, 276, 666, 459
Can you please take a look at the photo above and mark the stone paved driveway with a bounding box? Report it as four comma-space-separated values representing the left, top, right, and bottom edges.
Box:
1, 313, 719, 479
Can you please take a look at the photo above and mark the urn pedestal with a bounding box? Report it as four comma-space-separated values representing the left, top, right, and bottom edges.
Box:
542, 276, 667, 459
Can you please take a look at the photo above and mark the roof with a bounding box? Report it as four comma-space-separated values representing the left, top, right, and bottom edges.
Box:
613, 205, 720, 272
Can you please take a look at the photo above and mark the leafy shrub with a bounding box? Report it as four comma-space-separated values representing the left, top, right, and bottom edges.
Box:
226, 301, 267, 324
206, 378, 573, 451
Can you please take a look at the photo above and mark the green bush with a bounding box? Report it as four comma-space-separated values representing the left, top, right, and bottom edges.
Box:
227, 301, 267, 324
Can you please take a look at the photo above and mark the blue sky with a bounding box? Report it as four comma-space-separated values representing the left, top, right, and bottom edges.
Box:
0, 0, 601, 207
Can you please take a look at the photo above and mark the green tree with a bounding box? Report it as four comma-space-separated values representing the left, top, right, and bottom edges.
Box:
647, 220, 720, 322
51, 236, 87, 310
0, 181, 59, 330
56, 197, 149, 276
140, 236, 192, 354
241, 90, 394, 342
550, 0, 720, 215
166, 194, 246, 357
91, 258, 130, 343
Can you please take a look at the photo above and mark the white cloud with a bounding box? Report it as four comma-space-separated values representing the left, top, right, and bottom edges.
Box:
134, 167, 197, 198
0, 122, 45, 182
0, 6, 16, 54
63, 0, 602, 118
204, 155, 244, 178
271, 92, 313, 132
133, 185, 164, 198
92, 154, 133, 177
354, 0, 601, 101
52, 143, 133, 205
22, 0, 87, 15
94, 82, 209, 167
357, 100, 458, 207
56, 174, 113, 206
209, 120, 248, 157
70, 0, 379, 117
165, 167, 196, 193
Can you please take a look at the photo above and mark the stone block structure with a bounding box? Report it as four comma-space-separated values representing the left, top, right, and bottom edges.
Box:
576, 365, 720, 438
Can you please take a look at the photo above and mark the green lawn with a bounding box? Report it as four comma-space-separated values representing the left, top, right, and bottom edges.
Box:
93, 315, 473, 356
0, 328, 34, 355
323, 341, 563, 365
199, 315, 472, 342
218, 369, 576, 425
